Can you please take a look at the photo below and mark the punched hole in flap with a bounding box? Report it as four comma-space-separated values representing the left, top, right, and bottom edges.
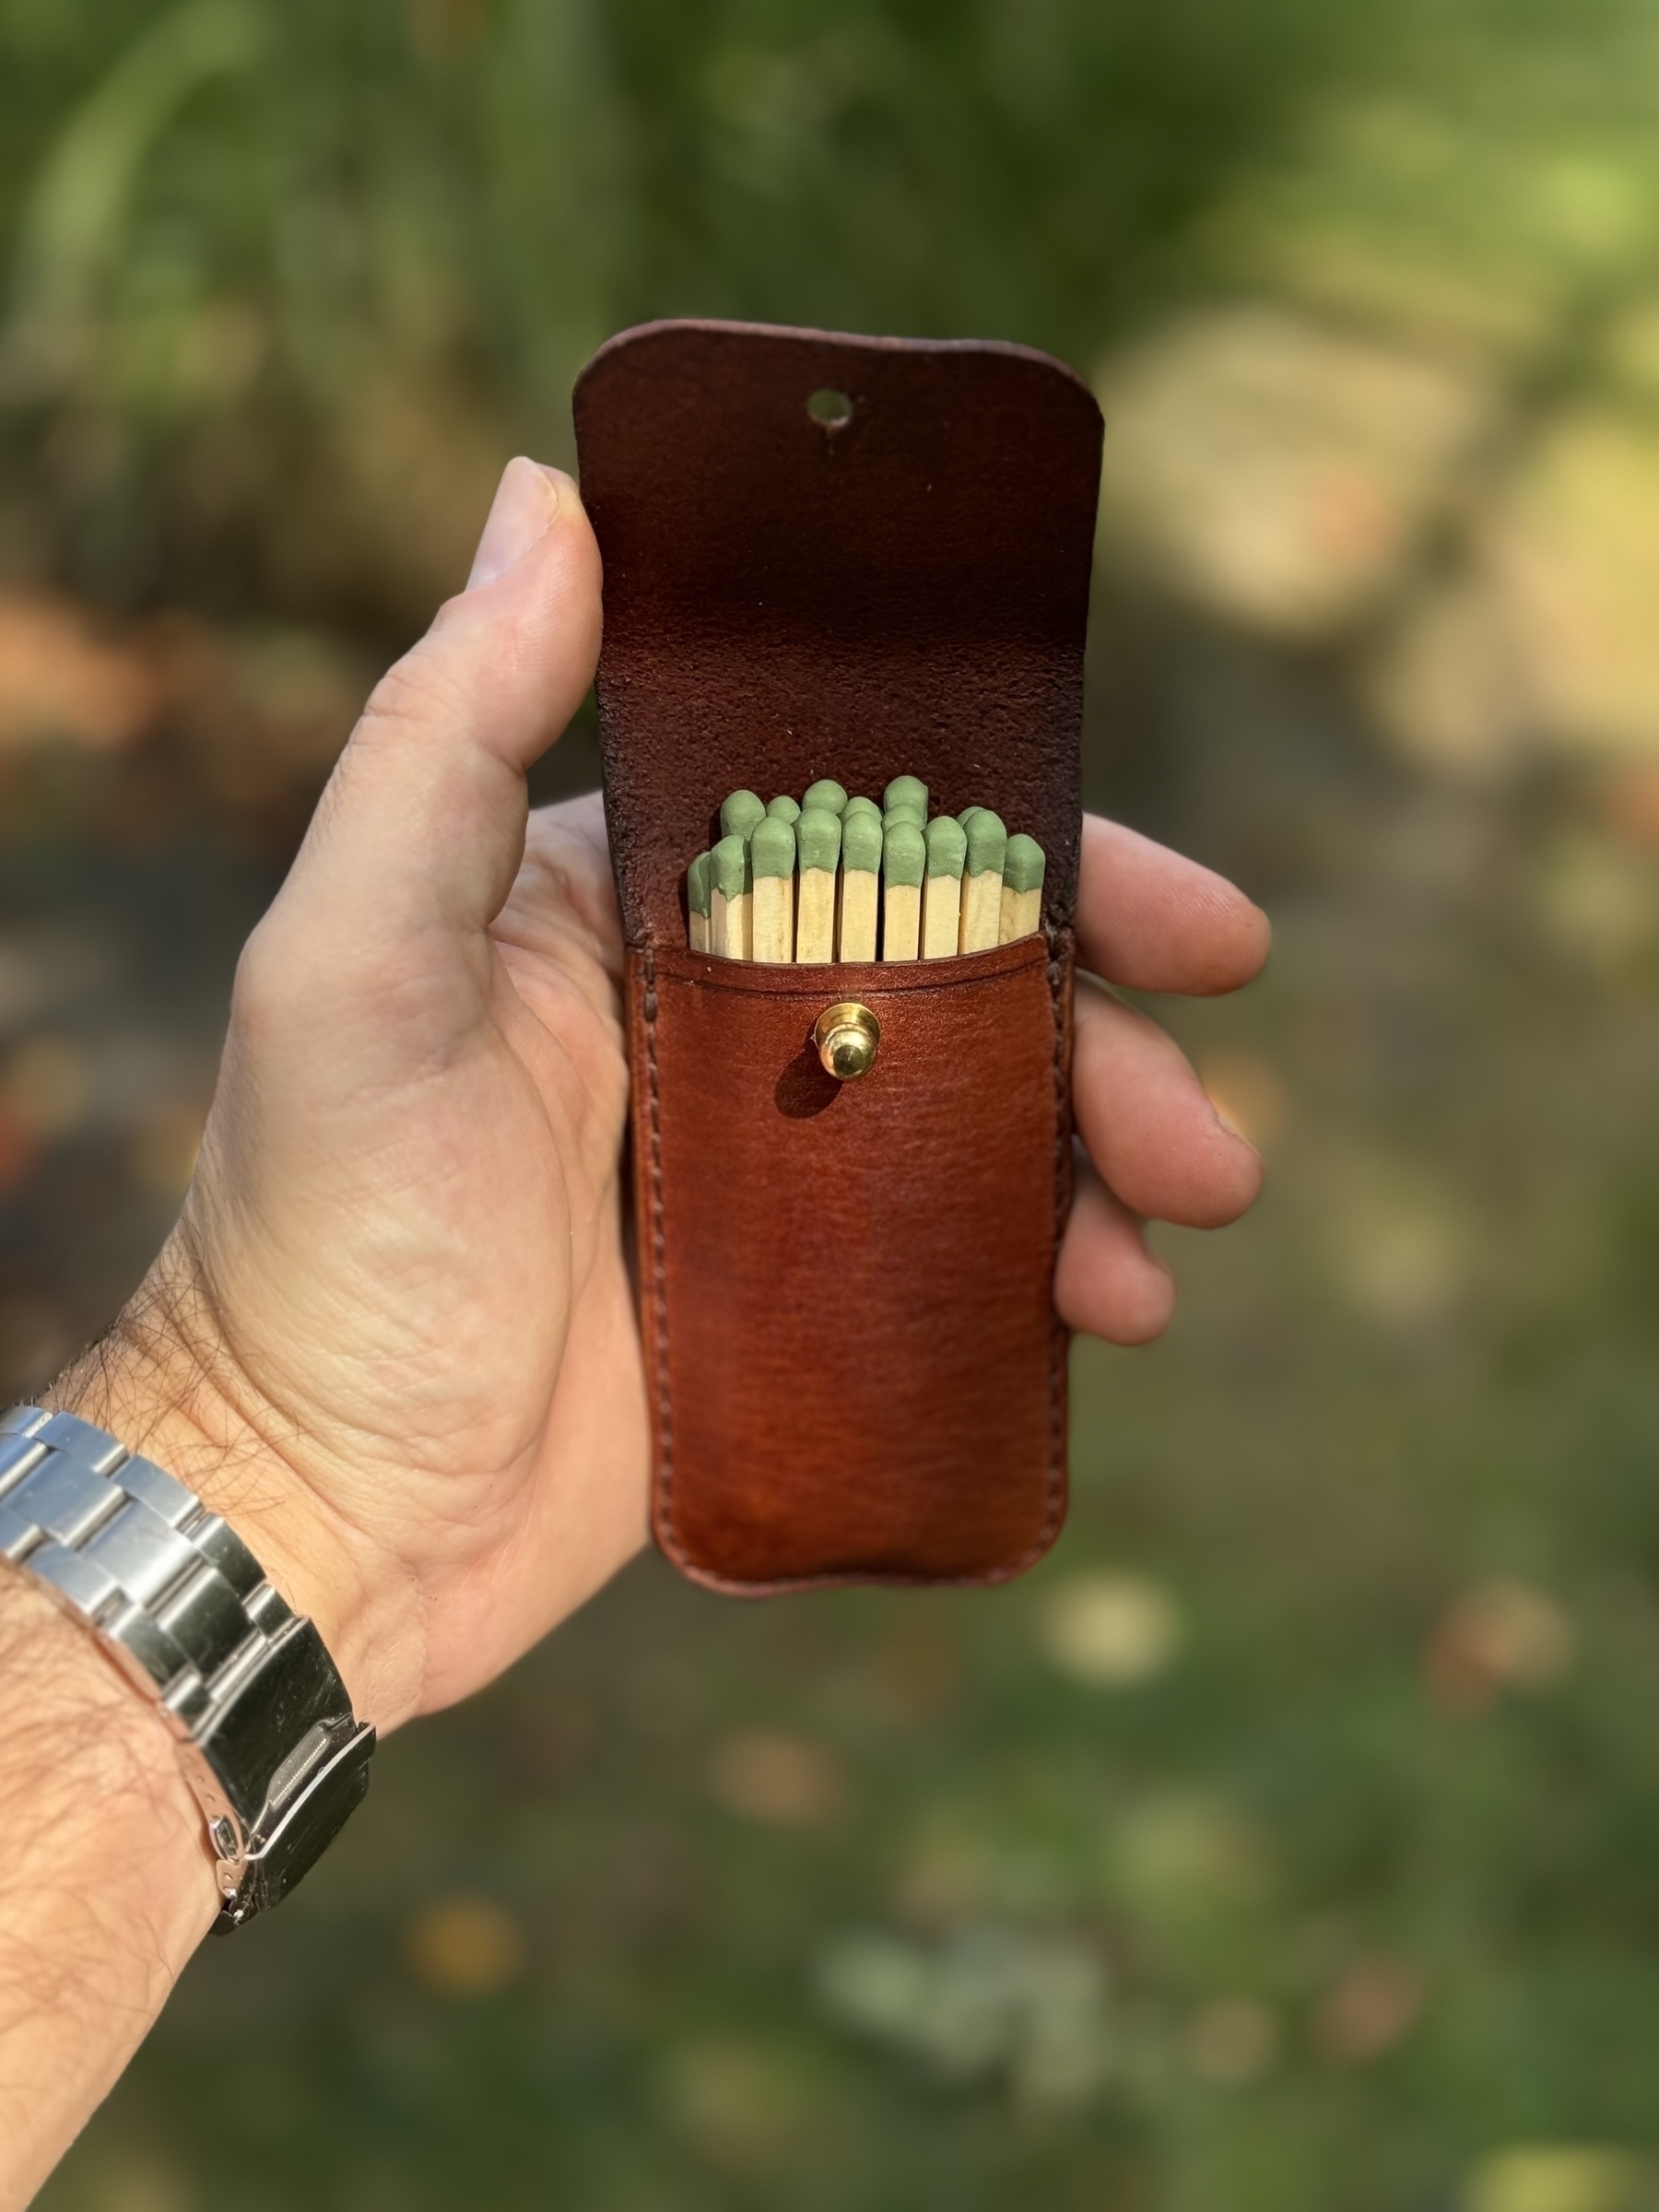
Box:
806, 386, 853, 430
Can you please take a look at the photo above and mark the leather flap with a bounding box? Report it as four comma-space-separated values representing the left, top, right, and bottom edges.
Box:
573, 319, 1102, 945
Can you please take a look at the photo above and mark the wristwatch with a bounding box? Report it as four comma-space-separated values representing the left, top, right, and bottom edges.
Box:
0, 1404, 373, 1931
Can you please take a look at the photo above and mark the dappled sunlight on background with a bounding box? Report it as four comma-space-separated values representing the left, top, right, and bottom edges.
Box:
3, 0, 1657, 2206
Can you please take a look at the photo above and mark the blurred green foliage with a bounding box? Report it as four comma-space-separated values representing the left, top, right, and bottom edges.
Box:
5, 2, 1659, 2208
3, 0, 1651, 620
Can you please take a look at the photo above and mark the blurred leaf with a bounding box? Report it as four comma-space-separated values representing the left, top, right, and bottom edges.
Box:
5, 0, 264, 394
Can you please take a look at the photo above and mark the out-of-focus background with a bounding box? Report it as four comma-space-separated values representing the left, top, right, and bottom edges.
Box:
6, 1, 1659, 2206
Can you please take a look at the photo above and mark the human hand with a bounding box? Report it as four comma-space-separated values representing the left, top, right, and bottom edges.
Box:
2, 456, 1266, 2212
51, 457, 1266, 1735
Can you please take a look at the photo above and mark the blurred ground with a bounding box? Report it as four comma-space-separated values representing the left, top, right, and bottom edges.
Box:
6, 3, 1659, 2208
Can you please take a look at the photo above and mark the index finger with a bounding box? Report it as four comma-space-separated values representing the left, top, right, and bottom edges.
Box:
1074, 814, 1270, 996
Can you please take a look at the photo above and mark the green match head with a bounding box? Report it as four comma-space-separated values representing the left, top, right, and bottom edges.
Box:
720, 789, 765, 840
964, 809, 1007, 877
766, 794, 801, 824
958, 805, 984, 829
750, 815, 795, 879
711, 833, 751, 898
803, 778, 848, 816
884, 775, 928, 818
796, 806, 841, 873
842, 812, 882, 874
1003, 833, 1046, 895
882, 806, 924, 839
688, 850, 712, 917
883, 818, 925, 888
924, 815, 967, 878
841, 794, 882, 824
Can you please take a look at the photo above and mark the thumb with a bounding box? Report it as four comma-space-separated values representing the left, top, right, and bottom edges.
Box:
283, 457, 603, 947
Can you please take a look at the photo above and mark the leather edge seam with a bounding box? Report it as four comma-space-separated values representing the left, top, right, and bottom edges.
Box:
994, 923, 1070, 1579
642, 948, 681, 1563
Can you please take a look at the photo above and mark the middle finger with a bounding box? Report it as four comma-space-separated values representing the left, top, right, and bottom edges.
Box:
1073, 978, 1263, 1229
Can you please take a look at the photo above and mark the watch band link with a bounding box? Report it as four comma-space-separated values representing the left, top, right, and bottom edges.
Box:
0, 1404, 373, 1930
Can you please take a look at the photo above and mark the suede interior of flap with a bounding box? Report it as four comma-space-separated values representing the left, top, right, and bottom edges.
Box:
573, 320, 1102, 948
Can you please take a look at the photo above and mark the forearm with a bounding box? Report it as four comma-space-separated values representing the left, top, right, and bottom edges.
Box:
0, 1282, 388, 2209
0, 1567, 212, 2211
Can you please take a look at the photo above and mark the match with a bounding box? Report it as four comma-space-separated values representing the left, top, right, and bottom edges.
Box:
687, 850, 712, 953
922, 815, 966, 959
750, 815, 795, 963
882, 818, 924, 960
710, 832, 752, 959
999, 833, 1045, 943
959, 808, 1007, 954
838, 810, 881, 959
721, 789, 765, 842
794, 806, 841, 963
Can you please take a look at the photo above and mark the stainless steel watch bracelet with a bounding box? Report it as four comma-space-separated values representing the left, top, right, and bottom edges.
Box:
0, 1404, 373, 1931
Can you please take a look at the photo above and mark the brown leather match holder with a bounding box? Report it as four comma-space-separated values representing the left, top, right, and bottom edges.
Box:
573, 320, 1102, 1594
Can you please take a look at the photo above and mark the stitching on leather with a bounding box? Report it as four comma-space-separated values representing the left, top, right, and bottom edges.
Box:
994, 927, 1069, 1579
1044, 934, 1071, 1535
641, 949, 679, 1558
662, 937, 1043, 1001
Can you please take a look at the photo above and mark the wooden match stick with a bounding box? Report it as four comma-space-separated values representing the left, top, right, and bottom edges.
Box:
794, 806, 841, 963
922, 816, 966, 959
999, 834, 1046, 943
710, 832, 752, 959
688, 850, 712, 953
760, 805, 796, 950
882, 818, 924, 960
803, 778, 848, 817
958, 809, 1007, 953
721, 789, 765, 841
838, 810, 881, 960
750, 815, 795, 963
884, 774, 928, 820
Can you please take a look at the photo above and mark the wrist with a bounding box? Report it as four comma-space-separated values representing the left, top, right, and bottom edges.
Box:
40, 1239, 416, 1727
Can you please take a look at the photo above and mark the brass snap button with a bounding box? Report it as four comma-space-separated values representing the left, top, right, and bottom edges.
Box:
814, 1001, 880, 1081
